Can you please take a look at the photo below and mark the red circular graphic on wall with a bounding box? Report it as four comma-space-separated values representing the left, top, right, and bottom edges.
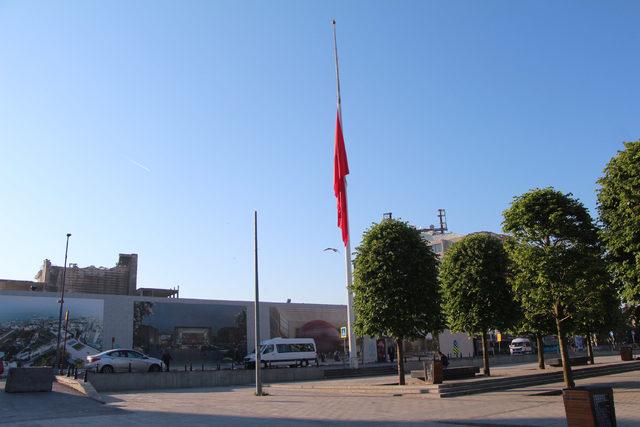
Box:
297, 320, 341, 354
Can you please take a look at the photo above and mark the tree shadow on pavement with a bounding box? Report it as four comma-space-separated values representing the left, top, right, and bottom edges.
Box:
436, 419, 566, 427
0, 389, 125, 425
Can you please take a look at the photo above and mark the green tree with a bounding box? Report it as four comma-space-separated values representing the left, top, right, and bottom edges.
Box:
503, 188, 600, 388
440, 232, 517, 376
597, 141, 640, 305
353, 219, 442, 385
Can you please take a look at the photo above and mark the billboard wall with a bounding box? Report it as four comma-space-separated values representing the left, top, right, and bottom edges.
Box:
0, 295, 103, 367
133, 301, 247, 367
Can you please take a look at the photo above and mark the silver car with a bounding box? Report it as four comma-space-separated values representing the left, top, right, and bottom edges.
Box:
86, 349, 163, 373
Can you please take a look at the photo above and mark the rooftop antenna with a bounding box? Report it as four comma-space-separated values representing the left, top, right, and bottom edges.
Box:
437, 209, 448, 234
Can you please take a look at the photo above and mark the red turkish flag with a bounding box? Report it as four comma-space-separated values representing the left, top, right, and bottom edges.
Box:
334, 110, 350, 246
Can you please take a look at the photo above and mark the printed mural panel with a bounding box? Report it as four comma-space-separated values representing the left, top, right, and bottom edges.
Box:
269, 305, 347, 361
133, 301, 247, 367
0, 295, 103, 367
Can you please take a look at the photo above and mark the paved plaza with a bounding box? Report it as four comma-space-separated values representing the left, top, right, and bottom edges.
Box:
2, 362, 640, 426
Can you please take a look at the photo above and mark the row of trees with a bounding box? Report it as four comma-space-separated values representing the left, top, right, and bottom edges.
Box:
352, 141, 640, 387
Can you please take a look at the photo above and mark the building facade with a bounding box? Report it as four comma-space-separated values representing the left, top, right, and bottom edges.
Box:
1, 253, 178, 297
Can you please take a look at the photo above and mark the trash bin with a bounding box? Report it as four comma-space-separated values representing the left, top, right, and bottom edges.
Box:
563, 386, 616, 427
620, 346, 633, 361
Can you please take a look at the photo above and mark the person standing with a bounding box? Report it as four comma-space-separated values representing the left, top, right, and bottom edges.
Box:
161, 350, 173, 372
438, 351, 449, 368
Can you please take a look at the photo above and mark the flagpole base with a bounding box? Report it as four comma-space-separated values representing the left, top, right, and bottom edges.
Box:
349, 357, 359, 369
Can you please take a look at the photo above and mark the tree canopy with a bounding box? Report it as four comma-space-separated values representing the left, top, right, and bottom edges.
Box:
440, 233, 516, 334
353, 219, 443, 339
597, 140, 640, 305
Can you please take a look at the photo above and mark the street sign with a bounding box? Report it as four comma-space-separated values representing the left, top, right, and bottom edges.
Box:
497, 333, 502, 342
452, 339, 461, 357
340, 326, 347, 338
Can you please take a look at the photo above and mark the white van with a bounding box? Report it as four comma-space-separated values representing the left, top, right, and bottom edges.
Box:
509, 338, 533, 355
244, 338, 317, 369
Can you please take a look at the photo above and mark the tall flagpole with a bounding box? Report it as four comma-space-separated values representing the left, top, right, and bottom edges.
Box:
332, 19, 358, 369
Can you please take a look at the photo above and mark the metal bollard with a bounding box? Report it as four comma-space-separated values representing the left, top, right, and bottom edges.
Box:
74, 366, 78, 379
128, 362, 131, 373
84, 369, 88, 383
96, 363, 100, 373
189, 363, 192, 372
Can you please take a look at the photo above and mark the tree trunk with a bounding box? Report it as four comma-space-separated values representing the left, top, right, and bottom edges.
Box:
481, 331, 490, 377
536, 333, 545, 369
555, 317, 575, 388
586, 331, 594, 365
396, 338, 405, 385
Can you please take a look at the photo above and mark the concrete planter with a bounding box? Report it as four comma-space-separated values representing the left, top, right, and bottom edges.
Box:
5, 367, 54, 393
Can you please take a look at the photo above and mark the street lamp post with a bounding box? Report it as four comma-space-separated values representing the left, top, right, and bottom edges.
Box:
54, 233, 71, 373
254, 211, 263, 396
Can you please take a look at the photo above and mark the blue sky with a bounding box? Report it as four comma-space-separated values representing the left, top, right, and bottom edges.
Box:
1, 1, 638, 304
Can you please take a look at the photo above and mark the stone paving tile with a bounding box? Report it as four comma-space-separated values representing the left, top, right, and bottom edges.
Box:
3, 360, 640, 426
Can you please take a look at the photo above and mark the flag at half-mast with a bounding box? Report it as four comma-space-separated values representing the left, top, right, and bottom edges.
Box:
334, 108, 350, 246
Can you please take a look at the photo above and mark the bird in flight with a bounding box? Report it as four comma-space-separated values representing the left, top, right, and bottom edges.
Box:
323, 247, 339, 253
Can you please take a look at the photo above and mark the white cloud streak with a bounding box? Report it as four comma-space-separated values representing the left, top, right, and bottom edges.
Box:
123, 155, 151, 172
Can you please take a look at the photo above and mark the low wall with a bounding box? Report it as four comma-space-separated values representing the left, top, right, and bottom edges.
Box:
404, 350, 619, 372
88, 367, 325, 392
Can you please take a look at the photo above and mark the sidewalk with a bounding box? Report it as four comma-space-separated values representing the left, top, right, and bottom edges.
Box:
2, 356, 639, 426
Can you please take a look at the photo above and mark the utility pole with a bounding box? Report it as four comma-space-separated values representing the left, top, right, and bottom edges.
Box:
254, 211, 263, 396
54, 233, 71, 373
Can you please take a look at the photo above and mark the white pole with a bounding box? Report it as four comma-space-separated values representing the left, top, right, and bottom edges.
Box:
333, 20, 359, 369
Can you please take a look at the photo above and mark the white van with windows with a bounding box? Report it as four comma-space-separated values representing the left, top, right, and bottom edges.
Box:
244, 338, 317, 369
509, 338, 533, 355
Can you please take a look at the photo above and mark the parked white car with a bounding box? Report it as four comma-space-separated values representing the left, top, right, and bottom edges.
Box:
86, 349, 163, 373
244, 338, 317, 369
509, 338, 533, 355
